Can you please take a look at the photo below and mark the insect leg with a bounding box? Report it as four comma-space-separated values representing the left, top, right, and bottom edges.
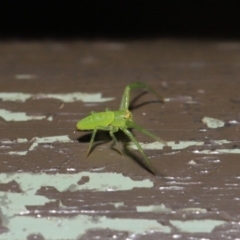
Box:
86, 128, 98, 156
109, 127, 122, 155
86, 126, 120, 156
126, 120, 167, 145
119, 83, 164, 111
121, 127, 156, 175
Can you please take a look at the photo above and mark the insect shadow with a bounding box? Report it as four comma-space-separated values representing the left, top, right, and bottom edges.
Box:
77, 130, 164, 176
128, 91, 162, 111
77, 129, 130, 154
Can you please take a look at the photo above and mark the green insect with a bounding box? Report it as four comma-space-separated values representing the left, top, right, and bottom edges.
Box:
76, 83, 165, 174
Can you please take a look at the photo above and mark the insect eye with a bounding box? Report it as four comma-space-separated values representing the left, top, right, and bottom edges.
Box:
124, 111, 132, 119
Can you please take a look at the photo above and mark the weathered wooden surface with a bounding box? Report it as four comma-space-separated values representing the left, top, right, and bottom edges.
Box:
0, 40, 240, 239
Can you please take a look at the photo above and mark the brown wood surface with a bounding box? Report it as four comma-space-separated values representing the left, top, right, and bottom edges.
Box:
0, 40, 240, 239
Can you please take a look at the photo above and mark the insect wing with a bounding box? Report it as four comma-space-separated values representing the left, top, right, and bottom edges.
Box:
77, 111, 114, 130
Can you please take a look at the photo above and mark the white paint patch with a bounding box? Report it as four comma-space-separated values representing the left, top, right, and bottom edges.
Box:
159, 186, 185, 190
136, 205, 207, 214
15, 74, 36, 80
17, 138, 28, 143
112, 202, 125, 208
0, 109, 46, 121
0, 92, 114, 103
28, 135, 72, 151
180, 208, 207, 213
170, 219, 226, 233
194, 149, 240, 154
8, 135, 72, 155
202, 116, 225, 128
137, 204, 171, 213
164, 96, 197, 104
128, 140, 231, 150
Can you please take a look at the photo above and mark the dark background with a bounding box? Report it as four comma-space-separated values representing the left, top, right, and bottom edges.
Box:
1, 1, 240, 40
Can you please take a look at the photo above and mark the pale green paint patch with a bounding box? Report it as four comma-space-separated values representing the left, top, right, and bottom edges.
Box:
0, 172, 224, 238
0, 192, 52, 217
170, 219, 226, 233
202, 116, 225, 128
0, 93, 32, 102
0, 172, 155, 238
0, 109, 45, 121
0, 172, 153, 193
0, 92, 114, 103
0, 215, 171, 239
8, 135, 72, 155
0, 172, 152, 218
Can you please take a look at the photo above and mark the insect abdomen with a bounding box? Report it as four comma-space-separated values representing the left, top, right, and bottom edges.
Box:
76, 111, 114, 130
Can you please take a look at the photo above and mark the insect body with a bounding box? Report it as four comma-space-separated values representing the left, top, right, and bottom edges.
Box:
76, 83, 165, 174
77, 110, 130, 130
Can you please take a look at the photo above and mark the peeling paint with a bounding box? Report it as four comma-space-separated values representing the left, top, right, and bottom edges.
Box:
0, 92, 114, 103
7, 137, 239, 156
136, 205, 207, 214
137, 204, 171, 213
0, 172, 156, 238
109, 202, 125, 208
128, 139, 240, 156
0, 109, 45, 121
1, 173, 217, 240
164, 96, 197, 104
17, 138, 28, 143
195, 149, 240, 154
8, 135, 72, 155
8, 151, 28, 156
0, 192, 52, 217
159, 186, 185, 190
1, 172, 150, 232
15, 74, 36, 80
0, 93, 32, 102
202, 116, 225, 128
0, 172, 153, 193
28, 135, 72, 151
180, 208, 207, 213
0, 215, 171, 239
170, 219, 226, 233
